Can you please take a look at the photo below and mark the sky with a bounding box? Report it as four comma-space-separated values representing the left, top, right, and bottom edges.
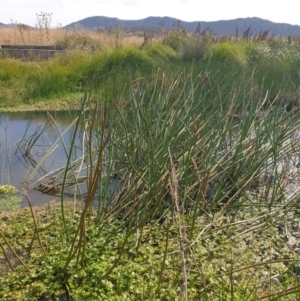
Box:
2, 0, 300, 28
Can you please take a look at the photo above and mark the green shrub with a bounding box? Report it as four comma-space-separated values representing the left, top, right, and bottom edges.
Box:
180, 36, 210, 61
163, 32, 182, 51
163, 31, 210, 62
144, 43, 177, 63
55, 33, 102, 51
212, 42, 249, 67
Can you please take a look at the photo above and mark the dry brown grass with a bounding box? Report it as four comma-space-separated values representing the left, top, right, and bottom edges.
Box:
0, 27, 65, 45
0, 26, 149, 50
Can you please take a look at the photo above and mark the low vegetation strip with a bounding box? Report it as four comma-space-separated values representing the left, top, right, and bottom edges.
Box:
1, 201, 300, 300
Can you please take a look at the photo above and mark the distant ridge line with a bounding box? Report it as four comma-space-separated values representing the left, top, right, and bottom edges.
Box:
1, 16, 300, 37
62, 16, 300, 37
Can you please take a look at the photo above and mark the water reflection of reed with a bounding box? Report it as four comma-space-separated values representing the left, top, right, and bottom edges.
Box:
0, 111, 86, 198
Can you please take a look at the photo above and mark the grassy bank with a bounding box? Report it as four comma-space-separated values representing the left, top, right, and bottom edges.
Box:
2, 28, 300, 300
1, 27, 300, 111
0, 43, 178, 110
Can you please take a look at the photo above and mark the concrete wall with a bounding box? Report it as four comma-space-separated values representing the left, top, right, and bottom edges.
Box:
0, 45, 65, 59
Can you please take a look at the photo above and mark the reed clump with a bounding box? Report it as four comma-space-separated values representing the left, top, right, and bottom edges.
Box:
0, 26, 145, 49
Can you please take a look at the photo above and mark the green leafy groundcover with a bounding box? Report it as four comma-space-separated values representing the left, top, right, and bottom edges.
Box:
1, 202, 300, 300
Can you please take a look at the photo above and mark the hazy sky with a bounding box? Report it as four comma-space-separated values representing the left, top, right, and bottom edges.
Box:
2, 0, 300, 27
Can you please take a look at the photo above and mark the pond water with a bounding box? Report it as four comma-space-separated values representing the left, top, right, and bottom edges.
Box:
0, 110, 84, 208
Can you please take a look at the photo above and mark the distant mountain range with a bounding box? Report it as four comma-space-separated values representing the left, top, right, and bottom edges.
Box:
63, 16, 300, 37
1, 16, 300, 37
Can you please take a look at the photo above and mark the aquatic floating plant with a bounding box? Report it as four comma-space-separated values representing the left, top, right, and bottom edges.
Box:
0, 185, 21, 212
0, 185, 18, 194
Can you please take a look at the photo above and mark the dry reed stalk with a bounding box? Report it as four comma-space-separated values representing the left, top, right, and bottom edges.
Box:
0, 241, 15, 271
0, 27, 65, 45
168, 148, 189, 301
24, 191, 47, 256
0, 230, 31, 272
191, 158, 210, 209
0, 27, 146, 49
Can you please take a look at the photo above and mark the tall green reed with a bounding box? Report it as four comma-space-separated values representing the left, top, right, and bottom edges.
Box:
3, 58, 300, 299
64, 65, 300, 297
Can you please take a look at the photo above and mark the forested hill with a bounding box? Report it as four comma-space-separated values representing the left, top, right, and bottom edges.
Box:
63, 16, 300, 36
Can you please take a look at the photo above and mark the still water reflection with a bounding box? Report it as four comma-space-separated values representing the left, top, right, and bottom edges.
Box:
0, 111, 83, 207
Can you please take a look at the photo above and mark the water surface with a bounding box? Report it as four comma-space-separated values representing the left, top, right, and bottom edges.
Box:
0, 110, 82, 207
